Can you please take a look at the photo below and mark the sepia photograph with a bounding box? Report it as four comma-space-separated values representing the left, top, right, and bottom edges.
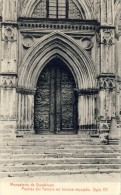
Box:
0, 0, 121, 194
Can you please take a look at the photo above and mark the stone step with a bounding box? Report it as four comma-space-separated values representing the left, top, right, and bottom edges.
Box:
1, 153, 120, 159
3, 137, 92, 141
0, 164, 120, 172
23, 134, 80, 138
0, 148, 120, 154
0, 158, 120, 165
1, 141, 102, 146
0, 169, 119, 178
0, 140, 120, 146
0, 145, 120, 150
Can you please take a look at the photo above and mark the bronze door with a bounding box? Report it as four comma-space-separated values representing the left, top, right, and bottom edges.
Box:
34, 59, 78, 134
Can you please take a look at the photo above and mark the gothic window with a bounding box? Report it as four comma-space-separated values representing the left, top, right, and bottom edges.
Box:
32, 0, 83, 19
47, 0, 68, 18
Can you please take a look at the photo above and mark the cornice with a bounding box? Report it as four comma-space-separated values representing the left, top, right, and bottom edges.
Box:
17, 17, 100, 32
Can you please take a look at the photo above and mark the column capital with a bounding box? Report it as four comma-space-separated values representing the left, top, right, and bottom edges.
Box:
16, 87, 36, 95
74, 88, 99, 96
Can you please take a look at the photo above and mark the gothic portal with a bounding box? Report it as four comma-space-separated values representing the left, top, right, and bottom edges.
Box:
0, 0, 121, 141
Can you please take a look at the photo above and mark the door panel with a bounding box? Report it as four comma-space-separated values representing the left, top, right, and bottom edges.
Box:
34, 59, 77, 134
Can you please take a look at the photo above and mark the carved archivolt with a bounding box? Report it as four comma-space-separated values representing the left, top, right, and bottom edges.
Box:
18, 31, 96, 90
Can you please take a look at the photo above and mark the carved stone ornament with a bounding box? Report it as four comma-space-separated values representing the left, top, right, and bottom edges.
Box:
99, 77, 115, 89
96, 29, 114, 46
80, 37, 93, 50
3, 27, 15, 42
102, 29, 114, 45
0, 76, 16, 87
22, 35, 35, 48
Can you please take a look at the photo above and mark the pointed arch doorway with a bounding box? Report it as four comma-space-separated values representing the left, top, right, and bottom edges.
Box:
34, 58, 78, 134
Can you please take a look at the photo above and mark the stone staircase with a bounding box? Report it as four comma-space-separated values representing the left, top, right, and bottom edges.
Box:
0, 135, 121, 178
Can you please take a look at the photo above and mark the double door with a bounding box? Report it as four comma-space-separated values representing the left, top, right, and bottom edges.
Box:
34, 59, 77, 134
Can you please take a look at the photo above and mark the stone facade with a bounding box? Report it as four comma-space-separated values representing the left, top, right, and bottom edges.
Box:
0, 0, 121, 141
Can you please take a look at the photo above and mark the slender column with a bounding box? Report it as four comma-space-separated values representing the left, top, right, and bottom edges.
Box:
92, 94, 95, 128
89, 96, 91, 128
28, 95, 31, 129
85, 95, 87, 129
31, 95, 34, 130
17, 93, 20, 129
81, 95, 84, 127
78, 94, 85, 130
78, 95, 82, 128
26, 95, 28, 129
20, 94, 22, 129
90, 95, 93, 129
21, 94, 24, 129
87, 96, 89, 127
78, 89, 98, 136
84, 95, 86, 130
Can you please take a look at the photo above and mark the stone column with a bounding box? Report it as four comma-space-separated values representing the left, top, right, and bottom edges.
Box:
0, 0, 18, 138
78, 89, 98, 137
97, 75, 116, 143
96, 0, 117, 143
16, 88, 35, 135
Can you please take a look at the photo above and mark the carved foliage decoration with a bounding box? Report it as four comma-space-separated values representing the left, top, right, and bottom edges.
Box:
0, 76, 16, 88
99, 77, 115, 90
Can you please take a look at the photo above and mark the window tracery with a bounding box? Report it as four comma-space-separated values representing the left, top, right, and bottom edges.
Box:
32, 0, 83, 19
